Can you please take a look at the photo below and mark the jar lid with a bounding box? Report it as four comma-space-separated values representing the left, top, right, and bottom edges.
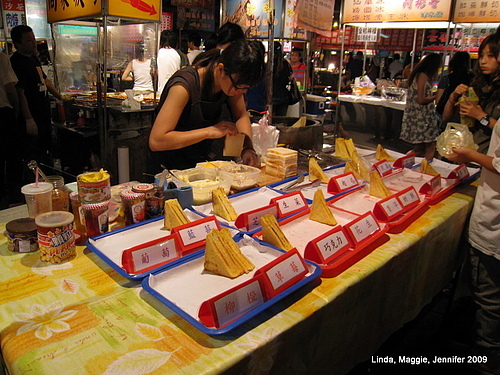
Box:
120, 188, 145, 200
21, 182, 53, 195
132, 183, 155, 194
81, 200, 110, 210
35, 211, 75, 228
6, 217, 37, 234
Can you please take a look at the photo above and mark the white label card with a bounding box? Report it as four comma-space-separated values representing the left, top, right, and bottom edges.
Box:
275, 194, 307, 215
247, 205, 278, 231
379, 197, 404, 217
316, 230, 350, 261
266, 252, 306, 291
213, 280, 264, 327
399, 188, 420, 207
429, 176, 442, 195
375, 161, 392, 176
348, 214, 380, 243
335, 173, 359, 190
455, 165, 469, 180
402, 155, 415, 168
178, 219, 218, 246
131, 237, 178, 272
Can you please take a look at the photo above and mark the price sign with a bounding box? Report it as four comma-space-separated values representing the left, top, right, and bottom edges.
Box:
345, 213, 380, 245
450, 164, 469, 180
212, 279, 265, 327
314, 227, 351, 263
122, 233, 180, 274
398, 187, 420, 208
173, 216, 220, 249
373, 160, 392, 176
328, 172, 360, 194
378, 196, 404, 218
271, 191, 308, 217
257, 249, 308, 297
235, 204, 279, 231
393, 154, 415, 169
419, 175, 442, 196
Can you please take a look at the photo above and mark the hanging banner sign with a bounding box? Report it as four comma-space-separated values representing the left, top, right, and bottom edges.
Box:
356, 27, 379, 42
46, 0, 102, 22
283, 0, 307, 39
453, 0, 499, 23
172, 0, 214, 11
296, 0, 335, 37
224, 0, 283, 38
47, 0, 161, 23
342, 0, 452, 23
3, 0, 26, 37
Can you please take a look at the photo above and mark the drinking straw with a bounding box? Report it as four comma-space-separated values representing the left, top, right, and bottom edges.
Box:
35, 168, 39, 188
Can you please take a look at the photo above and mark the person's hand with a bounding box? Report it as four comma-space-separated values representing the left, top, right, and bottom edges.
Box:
450, 84, 468, 102
459, 97, 485, 120
26, 118, 38, 136
446, 147, 473, 164
206, 121, 238, 139
241, 147, 260, 167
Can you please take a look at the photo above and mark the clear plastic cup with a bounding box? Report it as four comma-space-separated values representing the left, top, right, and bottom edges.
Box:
21, 182, 53, 218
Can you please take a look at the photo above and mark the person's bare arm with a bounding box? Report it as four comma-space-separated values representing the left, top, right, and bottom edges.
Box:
45, 78, 63, 100
416, 73, 436, 105
448, 147, 497, 174
122, 61, 133, 81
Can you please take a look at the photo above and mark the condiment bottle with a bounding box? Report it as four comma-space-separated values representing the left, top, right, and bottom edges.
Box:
48, 175, 70, 211
132, 183, 162, 219
120, 189, 146, 226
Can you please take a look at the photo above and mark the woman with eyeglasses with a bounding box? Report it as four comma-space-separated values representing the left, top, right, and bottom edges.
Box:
149, 39, 265, 170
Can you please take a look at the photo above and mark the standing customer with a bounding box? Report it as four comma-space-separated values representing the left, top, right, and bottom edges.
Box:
399, 53, 442, 161
0, 52, 24, 205
157, 30, 181, 95
149, 39, 265, 170
10, 25, 63, 164
121, 42, 153, 92
187, 32, 202, 65
272, 41, 293, 116
442, 33, 500, 154
290, 48, 307, 86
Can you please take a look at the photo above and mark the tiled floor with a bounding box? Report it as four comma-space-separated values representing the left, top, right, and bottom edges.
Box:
321, 122, 482, 375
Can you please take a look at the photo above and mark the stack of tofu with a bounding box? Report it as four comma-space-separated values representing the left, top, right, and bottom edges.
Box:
265, 147, 298, 179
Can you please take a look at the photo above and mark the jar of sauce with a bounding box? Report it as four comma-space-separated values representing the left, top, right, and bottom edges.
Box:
48, 175, 70, 211
6, 218, 38, 253
120, 189, 146, 226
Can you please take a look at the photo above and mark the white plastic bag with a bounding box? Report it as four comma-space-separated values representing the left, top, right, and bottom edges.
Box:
251, 113, 279, 162
436, 122, 478, 157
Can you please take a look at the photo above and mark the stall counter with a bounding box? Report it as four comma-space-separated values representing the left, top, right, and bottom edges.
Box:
0, 191, 473, 374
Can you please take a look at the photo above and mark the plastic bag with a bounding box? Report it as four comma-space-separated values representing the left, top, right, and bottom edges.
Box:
251, 113, 279, 162
436, 122, 478, 157
458, 87, 479, 128
351, 75, 375, 96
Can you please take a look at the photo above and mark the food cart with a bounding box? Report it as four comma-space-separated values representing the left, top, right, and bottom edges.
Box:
47, 0, 160, 184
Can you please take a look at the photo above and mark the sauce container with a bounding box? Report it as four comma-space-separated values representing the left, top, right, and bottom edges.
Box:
35, 211, 76, 263
6, 218, 38, 253
120, 189, 146, 226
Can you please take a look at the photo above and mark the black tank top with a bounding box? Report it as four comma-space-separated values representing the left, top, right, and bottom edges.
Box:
151, 66, 227, 170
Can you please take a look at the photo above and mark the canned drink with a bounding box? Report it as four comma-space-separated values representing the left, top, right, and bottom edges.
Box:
35, 211, 76, 263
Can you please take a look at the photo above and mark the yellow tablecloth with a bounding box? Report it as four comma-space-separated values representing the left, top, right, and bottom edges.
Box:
0, 193, 473, 375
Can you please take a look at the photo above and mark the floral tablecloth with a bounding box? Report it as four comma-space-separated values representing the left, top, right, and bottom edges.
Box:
0, 193, 473, 375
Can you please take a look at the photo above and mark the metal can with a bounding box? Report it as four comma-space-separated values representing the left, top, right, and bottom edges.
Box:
35, 211, 76, 263
6, 218, 39, 253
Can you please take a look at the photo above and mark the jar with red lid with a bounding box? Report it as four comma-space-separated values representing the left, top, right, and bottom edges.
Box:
81, 201, 110, 237
120, 188, 146, 226
133, 183, 163, 219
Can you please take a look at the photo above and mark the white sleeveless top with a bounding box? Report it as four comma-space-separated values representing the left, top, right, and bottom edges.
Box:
132, 59, 153, 91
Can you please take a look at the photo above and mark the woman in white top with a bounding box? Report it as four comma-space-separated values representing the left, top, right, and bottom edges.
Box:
122, 42, 153, 92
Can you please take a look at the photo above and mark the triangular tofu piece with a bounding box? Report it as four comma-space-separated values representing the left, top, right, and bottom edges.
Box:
309, 189, 337, 226
345, 138, 357, 158
212, 186, 238, 221
375, 144, 395, 161
420, 159, 439, 176
344, 160, 362, 181
335, 138, 350, 159
204, 228, 254, 278
260, 213, 294, 251
369, 170, 392, 199
164, 199, 190, 230
309, 158, 329, 183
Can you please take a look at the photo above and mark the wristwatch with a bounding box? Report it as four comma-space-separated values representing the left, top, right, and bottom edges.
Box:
479, 115, 491, 127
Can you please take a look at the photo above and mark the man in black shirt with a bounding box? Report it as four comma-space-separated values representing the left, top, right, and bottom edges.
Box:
10, 25, 62, 163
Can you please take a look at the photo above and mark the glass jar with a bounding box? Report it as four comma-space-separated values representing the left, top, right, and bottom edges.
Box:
48, 175, 70, 212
